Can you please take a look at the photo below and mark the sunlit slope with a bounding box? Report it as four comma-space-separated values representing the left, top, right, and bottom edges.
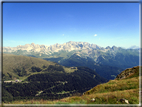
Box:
82, 66, 140, 104
85, 66, 140, 94
3, 54, 71, 80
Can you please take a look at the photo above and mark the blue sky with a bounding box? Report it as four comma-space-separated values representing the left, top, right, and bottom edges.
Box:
3, 3, 139, 48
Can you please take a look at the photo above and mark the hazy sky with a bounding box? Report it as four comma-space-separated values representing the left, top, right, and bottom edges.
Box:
3, 3, 139, 48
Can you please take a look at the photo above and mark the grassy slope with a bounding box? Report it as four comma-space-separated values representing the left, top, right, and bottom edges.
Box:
3, 54, 52, 80
58, 68, 140, 104
6, 66, 140, 104
3, 54, 75, 80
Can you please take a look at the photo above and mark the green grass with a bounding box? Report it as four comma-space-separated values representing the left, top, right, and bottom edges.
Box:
84, 75, 139, 95
3, 53, 77, 81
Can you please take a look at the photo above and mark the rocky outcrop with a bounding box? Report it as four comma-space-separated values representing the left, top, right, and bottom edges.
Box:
115, 66, 139, 79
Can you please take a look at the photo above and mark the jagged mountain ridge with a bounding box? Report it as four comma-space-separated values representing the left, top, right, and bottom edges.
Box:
3, 41, 139, 62
3, 41, 129, 55
3, 41, 102, 53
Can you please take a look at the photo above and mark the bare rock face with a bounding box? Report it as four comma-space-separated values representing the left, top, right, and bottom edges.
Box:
3, 41, 102, 54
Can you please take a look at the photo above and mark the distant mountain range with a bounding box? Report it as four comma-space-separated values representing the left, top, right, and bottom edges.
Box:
3, 41, 140, 53
3, 41, 140, 55
3, 41, 140, 80
3, 41, 101, 53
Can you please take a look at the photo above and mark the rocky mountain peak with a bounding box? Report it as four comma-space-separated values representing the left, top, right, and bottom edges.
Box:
31, 43, 35, 46
112, 46, 117, 50
68, 41, 74, 43
105, 46, 111, 49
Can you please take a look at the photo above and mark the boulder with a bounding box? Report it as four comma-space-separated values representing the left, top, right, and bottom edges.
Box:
120, 98, 129, 104
91, 98, 95, 102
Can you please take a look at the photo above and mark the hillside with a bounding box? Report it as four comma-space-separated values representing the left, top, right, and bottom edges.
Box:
69, 66, 140, 104
50, 53, 124, 80
2, 54, 106, 103
3, 53, 57, 80
4, 66, 140, 104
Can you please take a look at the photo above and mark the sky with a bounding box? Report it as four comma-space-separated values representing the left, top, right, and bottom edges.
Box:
3, 2, 140, 48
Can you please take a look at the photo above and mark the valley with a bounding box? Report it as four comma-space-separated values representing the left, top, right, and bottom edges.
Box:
2, 54, 106, 103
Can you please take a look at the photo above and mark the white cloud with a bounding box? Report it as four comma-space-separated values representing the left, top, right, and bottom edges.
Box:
94, 34, 97, 36
62, 34, 64, 36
